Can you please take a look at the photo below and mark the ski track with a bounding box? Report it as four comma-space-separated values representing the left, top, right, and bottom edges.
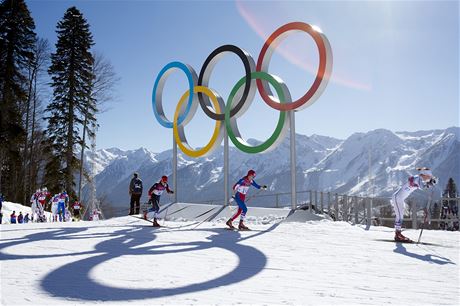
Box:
0, 216, 458, 305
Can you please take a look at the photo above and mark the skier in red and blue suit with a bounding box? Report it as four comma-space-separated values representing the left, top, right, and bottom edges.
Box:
226, 169, 267, 230
146, 175, 174, 227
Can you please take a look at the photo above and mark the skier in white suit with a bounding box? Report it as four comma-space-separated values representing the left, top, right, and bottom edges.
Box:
391, 167, 436, 242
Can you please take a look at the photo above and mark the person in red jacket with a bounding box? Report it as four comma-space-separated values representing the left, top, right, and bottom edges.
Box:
72, 199, 83, 221
146, 175, 174, 227
10, 211, 17, 224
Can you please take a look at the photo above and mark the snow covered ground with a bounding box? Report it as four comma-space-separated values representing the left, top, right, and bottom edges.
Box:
0, 203, 459, 305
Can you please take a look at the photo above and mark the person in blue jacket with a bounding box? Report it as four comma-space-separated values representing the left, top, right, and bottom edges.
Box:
226, 170, 267, 230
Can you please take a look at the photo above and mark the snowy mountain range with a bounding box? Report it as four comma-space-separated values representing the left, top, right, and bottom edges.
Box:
82, 127, 459, 213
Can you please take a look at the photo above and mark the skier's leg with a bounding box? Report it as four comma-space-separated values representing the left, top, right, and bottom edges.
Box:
233, 197, 249, 230
393, 194, 410, 241
392, 194, 404, 232
129, 196, 135, 215
231, 196, 245, 221
240, 202, 248, 220
134, 194, 141, 214
152, 195, 161, 227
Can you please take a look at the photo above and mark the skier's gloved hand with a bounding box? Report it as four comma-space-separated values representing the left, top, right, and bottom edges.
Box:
168, 190, 174, 194
262, 185, 268, 190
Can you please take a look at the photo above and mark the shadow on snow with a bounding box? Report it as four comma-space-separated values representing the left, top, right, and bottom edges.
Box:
393, 243, 455, 265
0, 223, 276, 301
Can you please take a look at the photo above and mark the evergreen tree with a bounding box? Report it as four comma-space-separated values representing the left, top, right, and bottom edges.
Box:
22, 38, 50, 203
441, 178, 459, 230
0, 0, 36, 202
443, 178, 457, 198
45, 6, 94, 198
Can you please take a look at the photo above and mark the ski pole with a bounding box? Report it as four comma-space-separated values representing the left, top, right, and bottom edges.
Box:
417, 189, 434, 244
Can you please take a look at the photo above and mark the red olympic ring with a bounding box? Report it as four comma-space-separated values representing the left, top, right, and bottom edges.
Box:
256, 22, 333, 111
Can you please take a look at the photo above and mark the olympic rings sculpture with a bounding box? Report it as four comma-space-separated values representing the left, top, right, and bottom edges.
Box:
152, 22, 332, 157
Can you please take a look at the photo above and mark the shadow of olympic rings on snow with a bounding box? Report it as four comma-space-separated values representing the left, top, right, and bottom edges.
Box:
0, 226, 131, 260
1, 223, 274, 301
41, 226, 268, 301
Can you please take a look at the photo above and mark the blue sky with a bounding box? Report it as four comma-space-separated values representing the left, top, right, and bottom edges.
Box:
27, 0, 459, 152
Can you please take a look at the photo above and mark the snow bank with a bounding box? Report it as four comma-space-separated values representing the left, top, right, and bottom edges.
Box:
0, 201, 52, 224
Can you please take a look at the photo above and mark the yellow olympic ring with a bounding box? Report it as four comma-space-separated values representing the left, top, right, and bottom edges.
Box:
173, 86, 225, 158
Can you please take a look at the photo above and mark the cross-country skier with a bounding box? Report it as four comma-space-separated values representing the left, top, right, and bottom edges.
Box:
30, 188, 48, 222
72, 199, 82, 221
226, 170, 267, 231
146, 175, 174, 227
57, 192, 69, 222
392, 167, 437, 242
30, 189, 40, 222
50, 194, 60, 222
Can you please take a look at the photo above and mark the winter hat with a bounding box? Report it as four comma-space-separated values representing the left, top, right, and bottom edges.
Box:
417, 168, 432, 177
133, 172, 138, 178
247, 169, 256, 177
161, 175, 168, 182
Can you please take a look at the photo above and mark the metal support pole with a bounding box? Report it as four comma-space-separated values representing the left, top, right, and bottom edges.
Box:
275, 194, 279, 208
309, 190, 313, 213
173, 136, 178, 203
320, 191, 324, 213
289, 111, 297, 210
224, 129, 229, 207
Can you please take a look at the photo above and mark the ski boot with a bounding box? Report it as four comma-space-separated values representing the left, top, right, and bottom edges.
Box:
226, 219, 235, 230
394, 230, 411, 242
238, 220, 250, 231
152, 218, 161, 227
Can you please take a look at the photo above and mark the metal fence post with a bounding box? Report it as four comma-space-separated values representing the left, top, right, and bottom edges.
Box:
354, 196, 359, 224
411, 200, 417, 229
335, 193, 339, 221
345, 195, 349, 222
309, 190, 313, 213
314, 191, 318, 213
320, 192, 324, 213
366, 197, 372, 227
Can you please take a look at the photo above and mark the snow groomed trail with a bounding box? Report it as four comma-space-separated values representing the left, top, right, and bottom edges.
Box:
1, 215, 458, 305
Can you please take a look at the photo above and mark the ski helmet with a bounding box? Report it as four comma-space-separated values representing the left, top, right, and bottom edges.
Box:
247, 169, 256, 177
161, 175, 168, 182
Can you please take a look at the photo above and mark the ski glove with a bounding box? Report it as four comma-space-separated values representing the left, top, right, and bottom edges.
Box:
262, 185, 268, 190
168, 190, 174, 194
